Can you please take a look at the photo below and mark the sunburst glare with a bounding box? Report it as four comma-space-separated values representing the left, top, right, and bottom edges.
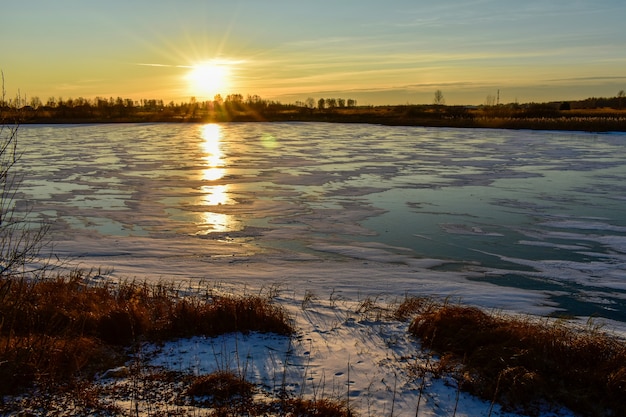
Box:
186, 61, 232, 99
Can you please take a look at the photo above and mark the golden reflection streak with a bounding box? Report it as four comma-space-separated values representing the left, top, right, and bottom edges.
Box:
198, 124, 234, 233
201, 124, 225, 182
201, 184, 229, 206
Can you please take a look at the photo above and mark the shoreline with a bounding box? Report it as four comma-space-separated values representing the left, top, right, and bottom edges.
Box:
11, 107, 626, 133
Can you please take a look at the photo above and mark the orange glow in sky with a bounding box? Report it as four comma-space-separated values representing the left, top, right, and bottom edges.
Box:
1, 1, 625, 105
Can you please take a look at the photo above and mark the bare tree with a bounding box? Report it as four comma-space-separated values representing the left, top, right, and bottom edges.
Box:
433, 90, 445, 106
0, 73, 50, 278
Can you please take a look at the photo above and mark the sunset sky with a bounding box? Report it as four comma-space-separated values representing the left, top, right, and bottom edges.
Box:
1, 0, 625, 106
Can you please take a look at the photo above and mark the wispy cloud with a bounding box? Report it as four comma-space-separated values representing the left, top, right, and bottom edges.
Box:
546, 76, 626, 82
135, 59, 247, 69
56, 79, 104, 91
135, 63, 191, 68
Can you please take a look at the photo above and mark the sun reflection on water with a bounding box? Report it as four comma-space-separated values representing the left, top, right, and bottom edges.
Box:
201, 184, 231, 206
198, 211, 232, 234
198, 124, 236, 233
201, 124, 226, 181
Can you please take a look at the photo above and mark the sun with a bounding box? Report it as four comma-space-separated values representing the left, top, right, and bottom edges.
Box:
186, 61, 231, 99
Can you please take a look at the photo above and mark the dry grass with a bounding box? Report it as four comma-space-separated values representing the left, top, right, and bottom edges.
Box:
6, 280, 626, 416
276, 397, 353, 417
392, 295, 437, 321
4, 367, 354, 417
0, 271, 293, 395
406, 302, 626, 416
180, 370, 353, 416
184, 370, 256, 411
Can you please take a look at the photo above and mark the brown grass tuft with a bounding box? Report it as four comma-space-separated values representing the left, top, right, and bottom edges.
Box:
185, 370, 255, 409
163, 294, 294, 338
408, 304, 626, 416
279, 397, 353, 417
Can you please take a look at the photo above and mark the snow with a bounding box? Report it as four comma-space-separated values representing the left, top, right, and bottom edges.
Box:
87, 286, 582, 417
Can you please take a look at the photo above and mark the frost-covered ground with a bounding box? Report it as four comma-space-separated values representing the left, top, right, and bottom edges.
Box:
13, 123, 626, 415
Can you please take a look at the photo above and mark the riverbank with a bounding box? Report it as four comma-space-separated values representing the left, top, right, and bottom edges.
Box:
3, 274, 624, 416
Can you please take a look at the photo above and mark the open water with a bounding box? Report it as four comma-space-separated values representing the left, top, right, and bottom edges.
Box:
16, 123, 626, 322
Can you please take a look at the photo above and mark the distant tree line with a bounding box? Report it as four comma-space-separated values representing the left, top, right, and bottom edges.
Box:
565, 90, 625, 110
1, 89, 624, 131
0, 92, 359, 122
4, 89, 626, 114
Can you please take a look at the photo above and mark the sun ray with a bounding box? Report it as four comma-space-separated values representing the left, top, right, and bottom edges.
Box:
186, 61, 232, 99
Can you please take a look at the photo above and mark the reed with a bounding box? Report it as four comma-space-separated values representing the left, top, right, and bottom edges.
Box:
407, 303, 626, 416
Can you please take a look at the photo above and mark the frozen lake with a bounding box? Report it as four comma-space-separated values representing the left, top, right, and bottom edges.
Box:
17, 123, 626, 325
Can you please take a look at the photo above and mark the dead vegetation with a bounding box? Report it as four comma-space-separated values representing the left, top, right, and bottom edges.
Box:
402, 299, 626, 416
0, 270, 356, 416
3, 281, 626, 416
184, 370, 256, 412
181, 370, 352, 417
5, 366, 354, 417
0, 271, 293, 396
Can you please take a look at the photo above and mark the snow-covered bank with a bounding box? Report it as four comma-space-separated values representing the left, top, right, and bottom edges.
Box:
82, 287, 581, 417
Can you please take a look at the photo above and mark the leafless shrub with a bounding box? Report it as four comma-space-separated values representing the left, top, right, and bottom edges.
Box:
0, 73, 51, 280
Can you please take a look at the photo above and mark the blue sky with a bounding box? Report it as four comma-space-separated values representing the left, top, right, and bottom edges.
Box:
1, 0, 625, 105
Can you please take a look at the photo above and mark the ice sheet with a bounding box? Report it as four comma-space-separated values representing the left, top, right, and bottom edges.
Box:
14, 123, 626, 326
